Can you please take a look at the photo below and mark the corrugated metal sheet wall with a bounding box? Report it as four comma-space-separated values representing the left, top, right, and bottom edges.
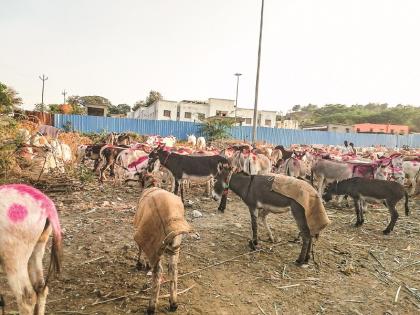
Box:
54, 114, 420, 148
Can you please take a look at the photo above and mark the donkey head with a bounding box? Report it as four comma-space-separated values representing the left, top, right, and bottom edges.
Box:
322, 181, 338, 202
147, 145, 164, 171
212, 162, 232, 201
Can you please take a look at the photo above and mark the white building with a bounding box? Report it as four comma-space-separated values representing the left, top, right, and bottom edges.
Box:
276, 119, 299, 129
128, 97, 279, 128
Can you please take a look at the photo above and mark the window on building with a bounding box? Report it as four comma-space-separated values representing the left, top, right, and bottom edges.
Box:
356, 128, 360, 132
197, 113, 205, 120
216, 110, 228, 117
245, 118, 252, 124
265, 119, 271, 126
390, 129, 394, 133
184, 112, 192, 118
163, 110, 171, 117
369, 128, 373, 132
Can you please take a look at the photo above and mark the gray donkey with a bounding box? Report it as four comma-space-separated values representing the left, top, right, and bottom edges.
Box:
323, 177, 409, 234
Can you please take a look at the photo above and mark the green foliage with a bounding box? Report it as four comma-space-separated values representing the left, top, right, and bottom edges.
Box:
0, 82, 22, 113
48, 104, 61, 113
293, 103, 420, 132
133, 90, 163, 111
200, 117, 235, 142
108, 103, 131, 115
77, 164, 95, 183
0, 116, 20, 176
132, 100, 144, 112
67, 95, 105, 114
34, 103, 46, 112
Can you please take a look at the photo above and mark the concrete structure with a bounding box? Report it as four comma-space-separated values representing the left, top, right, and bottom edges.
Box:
302, 123, 354, 133
129, 98, 278, 127
86, 103, 108, 116
276, 119, 300, 129
354, 123, 409, 135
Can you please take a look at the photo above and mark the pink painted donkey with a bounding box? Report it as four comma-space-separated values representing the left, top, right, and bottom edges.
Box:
0, 184, 62, 315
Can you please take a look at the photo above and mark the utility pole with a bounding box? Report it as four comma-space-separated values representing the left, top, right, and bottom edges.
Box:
39, 74, 48, 112
251, 0, 264, 145
62, 89, 67, 104
234, 73, 242, 122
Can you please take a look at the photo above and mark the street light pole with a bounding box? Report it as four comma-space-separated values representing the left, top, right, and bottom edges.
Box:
251, 0, 264, 145
234, 73, 242, 122
62, 89, 67, 104
39, 74, 48, 112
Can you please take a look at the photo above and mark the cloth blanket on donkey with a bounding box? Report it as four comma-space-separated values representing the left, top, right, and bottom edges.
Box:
271, 175, 330, 236
134, 187, 191, 266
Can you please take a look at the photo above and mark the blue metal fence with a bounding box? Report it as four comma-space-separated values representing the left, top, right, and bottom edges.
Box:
54, 114, 420, 148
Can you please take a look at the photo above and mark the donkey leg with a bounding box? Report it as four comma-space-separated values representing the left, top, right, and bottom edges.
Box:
290, 205, 311, 265
259, 209, 275, 243
29, 224, 52, 315
358, 199, 365, 225
168, 236, 182, 312
147, 261, 163, 315
383, 202, 399, 234
174, 180, 179, 196
317, 176, 325, 197
248, 207, 260, 250
180, 181, 185, 204
136, 247, 150, 271
304, 237, 313, 263
353, 198, 362, 226
3, 252, 37, 315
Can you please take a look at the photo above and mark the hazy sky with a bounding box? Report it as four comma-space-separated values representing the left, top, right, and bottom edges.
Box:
1, 0, 420, 112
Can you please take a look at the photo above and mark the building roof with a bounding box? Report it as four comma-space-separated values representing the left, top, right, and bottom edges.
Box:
354, 123, 408, 129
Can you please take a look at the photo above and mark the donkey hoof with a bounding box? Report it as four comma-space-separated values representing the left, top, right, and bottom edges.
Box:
136, 261, 144, 271
248, 240, 260, 251
382, 229, 391, 235
294, 259, 305, 267
146, 307, 155, 315
169, 303, 178, 312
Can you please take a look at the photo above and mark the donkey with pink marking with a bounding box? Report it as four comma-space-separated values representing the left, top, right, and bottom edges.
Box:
0, 184, 62, 315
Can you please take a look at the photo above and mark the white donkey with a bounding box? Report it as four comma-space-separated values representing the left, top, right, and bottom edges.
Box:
0, 184, 62, 315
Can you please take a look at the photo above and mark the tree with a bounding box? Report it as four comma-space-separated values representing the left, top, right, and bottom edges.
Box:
200, 117, 235, 142
108, 103, 131, 115
145, 90, 162, 107
132, 100, 145, 112
0, 82, 22, 113
292, 105, 301, 112
132, 90, 163, 111
48, 104, 61, 113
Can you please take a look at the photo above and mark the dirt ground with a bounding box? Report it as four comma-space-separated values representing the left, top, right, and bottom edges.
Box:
1, 178, 419, 315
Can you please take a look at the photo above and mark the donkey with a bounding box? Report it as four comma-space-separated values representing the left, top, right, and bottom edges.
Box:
212, 166, 319, 266
147, 145, 229, 203
134, 174, 191, 314
322, 177, 409, 234
0, 184, 62, 315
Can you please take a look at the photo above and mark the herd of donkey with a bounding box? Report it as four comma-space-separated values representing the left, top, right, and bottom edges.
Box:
0, 130, 419, 314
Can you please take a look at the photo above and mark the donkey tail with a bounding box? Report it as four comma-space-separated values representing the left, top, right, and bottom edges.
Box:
404, 191, 410, 216
44, 203, 63, 286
